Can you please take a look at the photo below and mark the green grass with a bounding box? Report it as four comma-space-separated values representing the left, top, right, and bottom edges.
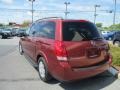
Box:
110, 44, 120, 67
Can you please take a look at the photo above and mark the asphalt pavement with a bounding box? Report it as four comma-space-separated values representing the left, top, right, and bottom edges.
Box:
0, 37, 120, 90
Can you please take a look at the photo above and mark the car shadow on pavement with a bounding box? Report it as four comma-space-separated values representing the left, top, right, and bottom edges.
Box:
1, 37, 13, 39
60, 73, 116, 90
48, 71, 116, 90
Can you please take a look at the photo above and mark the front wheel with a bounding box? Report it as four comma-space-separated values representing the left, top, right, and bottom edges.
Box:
38, 57, 52, 82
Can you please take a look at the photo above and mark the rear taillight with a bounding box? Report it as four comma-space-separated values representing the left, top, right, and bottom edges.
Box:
54, 41, 67, 61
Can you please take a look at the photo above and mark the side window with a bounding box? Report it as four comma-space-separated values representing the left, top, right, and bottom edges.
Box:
35, 21, 55, 39
34, 22, 42, 37
29, 24, 36, 37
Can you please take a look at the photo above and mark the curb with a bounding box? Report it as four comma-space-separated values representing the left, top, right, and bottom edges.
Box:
108, 66, 120, 79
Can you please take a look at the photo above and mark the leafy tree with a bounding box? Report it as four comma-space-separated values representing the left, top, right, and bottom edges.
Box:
96, 23, 102, 28
108, 24, 120, 30
101, 23, 120, 31
21, 21, 31, 27
0, 23, 4, 27
103, 27, 108, 30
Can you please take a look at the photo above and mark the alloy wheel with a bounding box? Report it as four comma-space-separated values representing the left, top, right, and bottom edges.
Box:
39, 61, 46, 78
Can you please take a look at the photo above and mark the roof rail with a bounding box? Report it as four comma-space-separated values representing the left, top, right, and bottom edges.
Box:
38, 17, 63, 21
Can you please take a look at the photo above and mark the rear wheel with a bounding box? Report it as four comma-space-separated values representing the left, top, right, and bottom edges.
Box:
38, 57, 52, 82
114, 41, 120, 47
0, 35, 2, 39
19, 44, 23, 55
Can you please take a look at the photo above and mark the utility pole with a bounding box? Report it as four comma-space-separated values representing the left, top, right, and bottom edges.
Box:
94, 5, 100, 24
64, 2, 70, 19
113, 0, 117, 25
29, 0, 35, 23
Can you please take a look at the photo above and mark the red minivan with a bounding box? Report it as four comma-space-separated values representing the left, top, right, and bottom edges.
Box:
19, 17, 112, 82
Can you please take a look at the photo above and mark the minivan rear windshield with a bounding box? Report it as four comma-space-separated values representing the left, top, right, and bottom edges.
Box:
62, 22, 103, 41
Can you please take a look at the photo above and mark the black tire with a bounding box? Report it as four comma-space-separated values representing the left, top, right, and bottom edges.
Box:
38, 57, 52, 82
19, 43, 23, 55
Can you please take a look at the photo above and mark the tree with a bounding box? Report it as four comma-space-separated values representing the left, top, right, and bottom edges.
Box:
108, 24, 120, 30
21, 21, 31, 27
0, 23, 4, 27
103, 27, 108, 30
96, 23, 102, 28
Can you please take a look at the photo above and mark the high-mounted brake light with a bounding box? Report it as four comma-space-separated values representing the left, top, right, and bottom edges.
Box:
54, 41, 67, 61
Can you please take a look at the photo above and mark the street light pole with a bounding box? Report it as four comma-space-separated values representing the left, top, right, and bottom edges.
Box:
113, 0, 117, 25
94, 5, 100, 24
29, 0, 35, 23
64, 2, 70, 19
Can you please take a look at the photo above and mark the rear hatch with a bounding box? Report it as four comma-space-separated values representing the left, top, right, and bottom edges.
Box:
62, 21, 109, 68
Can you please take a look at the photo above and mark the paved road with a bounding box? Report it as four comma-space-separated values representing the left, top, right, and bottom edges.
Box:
0, 37, 18, 57
0, 37, 120, 90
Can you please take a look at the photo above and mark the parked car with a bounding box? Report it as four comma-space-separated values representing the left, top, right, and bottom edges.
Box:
19, 17, 112, 82
0, 29, 12, 39
113, 31, 120, 47
0, 29, 2, 38
101, 31, 116, 40
17, 29, 26, 37
11, 29, 17, 36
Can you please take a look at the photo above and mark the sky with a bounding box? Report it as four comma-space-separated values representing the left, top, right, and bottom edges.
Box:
0, 0, 120, 26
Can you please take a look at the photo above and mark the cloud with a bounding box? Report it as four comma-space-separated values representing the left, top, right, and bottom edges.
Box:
99, 13, 111, 16
27, 11, 39, 16
101, 0, 120, 4
0, 0, 13, 4
69, 5, 94, 11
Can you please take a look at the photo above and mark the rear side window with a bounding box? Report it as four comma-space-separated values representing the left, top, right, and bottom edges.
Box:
62, 22, 102, 41
35, 21, 55, 39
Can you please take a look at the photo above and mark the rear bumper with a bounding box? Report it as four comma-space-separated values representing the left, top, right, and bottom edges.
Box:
53, 61, 110, 82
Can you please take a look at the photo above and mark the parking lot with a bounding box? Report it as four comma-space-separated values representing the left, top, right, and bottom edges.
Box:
0, 37, 119, 90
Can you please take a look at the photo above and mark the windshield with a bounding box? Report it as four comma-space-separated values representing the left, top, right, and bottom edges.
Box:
62, 22, 103, 41
18, 29, 25, 32
3, 29, 11, 32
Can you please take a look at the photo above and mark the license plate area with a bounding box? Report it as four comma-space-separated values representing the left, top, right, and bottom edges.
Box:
86, 47, 101, 58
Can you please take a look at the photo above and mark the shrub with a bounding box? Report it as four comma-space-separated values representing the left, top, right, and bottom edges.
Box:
110, 44, 120, 66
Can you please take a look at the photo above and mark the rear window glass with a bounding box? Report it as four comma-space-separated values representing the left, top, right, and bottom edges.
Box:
62, 22, 103, 41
